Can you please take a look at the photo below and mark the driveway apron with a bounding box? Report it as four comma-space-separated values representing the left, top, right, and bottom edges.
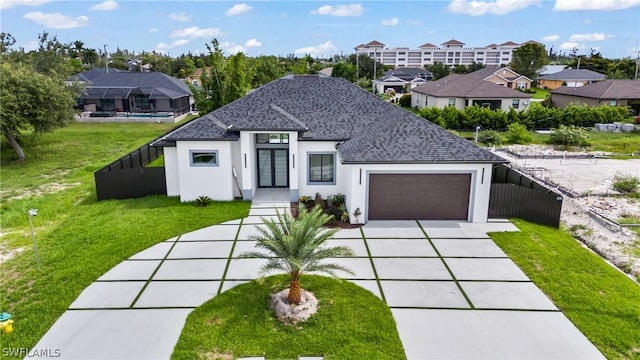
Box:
30, 205, 604, 359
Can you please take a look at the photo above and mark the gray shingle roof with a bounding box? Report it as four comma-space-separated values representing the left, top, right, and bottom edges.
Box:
551, 80, 640, 100
161, 75, 504, 164
412, 74, 531, 98
537, 69, 606, 81
74, 70, 192, 97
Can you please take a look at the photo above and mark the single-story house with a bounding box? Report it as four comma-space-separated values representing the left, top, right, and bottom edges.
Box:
152, 74, 506, 224
537, 69, 606, 89
550, 80, 640, 114
411, 74, 532, 111
372, 68, 433, 94
73, 68, 193, 119
468, 66, 532, 90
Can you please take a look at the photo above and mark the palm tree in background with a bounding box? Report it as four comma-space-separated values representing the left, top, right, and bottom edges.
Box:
241, 204, 354, 305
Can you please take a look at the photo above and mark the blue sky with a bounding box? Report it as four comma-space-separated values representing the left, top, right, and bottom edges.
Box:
1, 0, 639, 59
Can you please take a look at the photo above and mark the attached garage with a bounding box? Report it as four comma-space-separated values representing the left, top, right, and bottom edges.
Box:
368, 174, 471, 220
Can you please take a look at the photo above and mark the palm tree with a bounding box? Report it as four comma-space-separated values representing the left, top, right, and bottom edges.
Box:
241, 204, 354, 305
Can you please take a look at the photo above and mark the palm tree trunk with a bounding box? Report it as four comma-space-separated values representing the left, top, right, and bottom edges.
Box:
288, 272, 301, 305
4, 133, 26, 161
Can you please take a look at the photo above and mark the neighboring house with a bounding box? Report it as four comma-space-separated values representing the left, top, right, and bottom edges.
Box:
468, 66, 532, 90
74, 68, 193, 118
355, 39, 541, 67
538, 65, 568, 76
550, 80, 640, 114
537, 69, 606, 89
372, 68, 432, 94
411, 74, 532, 111
151, 74, 506, 224
184, 68, 205, 88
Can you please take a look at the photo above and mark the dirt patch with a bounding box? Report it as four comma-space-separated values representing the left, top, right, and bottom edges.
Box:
1, 182, 81, 201
496, 146, 640, 281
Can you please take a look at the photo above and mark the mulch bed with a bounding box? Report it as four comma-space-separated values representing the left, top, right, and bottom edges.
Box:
290, 202, 362, 229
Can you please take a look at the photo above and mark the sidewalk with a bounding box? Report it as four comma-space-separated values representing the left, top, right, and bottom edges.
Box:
30, 199, 604, 359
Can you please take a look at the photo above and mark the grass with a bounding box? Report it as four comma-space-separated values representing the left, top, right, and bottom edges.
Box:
0, 117, 250, 356
172, 275, 406, 360
490, 219, 640, 359
530, 87, 550, 99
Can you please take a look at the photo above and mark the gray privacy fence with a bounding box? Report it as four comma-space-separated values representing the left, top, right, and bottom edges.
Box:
489, 164, 563, 228
94, 143, 166, 201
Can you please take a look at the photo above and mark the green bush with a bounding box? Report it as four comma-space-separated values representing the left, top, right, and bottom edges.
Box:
548, 125, 590, 147
196, 195, 212, 207
612, 173, 639, 194
398, 94, 412, 108
477, 129, 503, 145
505, 123, 532, 144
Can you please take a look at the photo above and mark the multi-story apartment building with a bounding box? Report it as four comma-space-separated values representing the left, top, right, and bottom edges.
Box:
354, 39, 543, 67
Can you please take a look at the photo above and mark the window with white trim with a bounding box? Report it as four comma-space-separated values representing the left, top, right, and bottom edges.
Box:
308, 153, 335, 184
190, 150, 219, 167
448, 98, 456, 107
512, 99, 520, 109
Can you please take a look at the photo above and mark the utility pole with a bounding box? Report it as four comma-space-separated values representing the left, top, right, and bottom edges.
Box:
104, 44, 109, 74
635, 50, 639, 80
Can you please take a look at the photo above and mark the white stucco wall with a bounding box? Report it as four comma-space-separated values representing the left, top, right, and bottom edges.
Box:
297, 141, 350, 199
175, 140, 235, 201
412, 92, 427, 108
231, 141, 243, 198
346, 163, 493, 224
163, 147, 180, 196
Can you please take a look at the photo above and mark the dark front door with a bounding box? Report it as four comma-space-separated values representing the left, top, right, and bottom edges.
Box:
257, 149, 288, 187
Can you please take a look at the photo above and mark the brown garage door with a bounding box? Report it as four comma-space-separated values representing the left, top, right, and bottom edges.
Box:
368, 174, 471, 220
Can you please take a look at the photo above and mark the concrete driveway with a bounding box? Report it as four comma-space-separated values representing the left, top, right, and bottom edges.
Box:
30, 202, 604, 359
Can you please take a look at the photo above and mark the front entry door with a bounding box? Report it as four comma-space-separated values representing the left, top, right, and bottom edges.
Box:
257, 149, 288, 187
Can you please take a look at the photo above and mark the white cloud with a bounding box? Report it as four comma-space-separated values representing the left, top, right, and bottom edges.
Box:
23, 11, 89, 29
171, 26, 221, 39
0, 0, 51, 10
225, 3, 252, 16
90, 0, 118, 11
294, 41, 337, 56
381, 17, 399, 26
311, 3, 363, 16
149, 27, 159, 33
553, 0, 640, 11
169, 12, 190, 21
155, 39, 191, 51
244, 38, 262, 48
559, 41, 581, 50
447, 0, 540, 15
569, 32, 608, 41
541, 34, 560, 42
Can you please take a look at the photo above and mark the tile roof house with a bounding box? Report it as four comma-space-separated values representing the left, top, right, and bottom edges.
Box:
74, 69, 193, 121
468, 66, 533, 90
152, 74, 506, 223
411, 74, 532, 112
550, 80, 640, 113
537, 69, 607, 90
372, 67, 433, 94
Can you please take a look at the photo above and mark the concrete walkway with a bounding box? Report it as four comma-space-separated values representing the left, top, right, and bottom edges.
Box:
30, 194, 604, 359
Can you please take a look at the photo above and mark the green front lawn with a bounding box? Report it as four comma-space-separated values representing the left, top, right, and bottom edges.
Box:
530, 87, 550, 99
172, 275, 406, 360
0, 118, 250, 356
491, 220, 640, 359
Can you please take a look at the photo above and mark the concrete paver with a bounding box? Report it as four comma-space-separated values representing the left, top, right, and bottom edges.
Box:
374, 258, 452, 280
97, 260, 161, 281
380, 281, 469, 308
460, 281, 558, 310
70, 281, 146, 309
445, 258, 530, 281
367, 238, 437, 257
152, 259, 227, 280
32, 198, 604, 360
134, 281, 220, 308
432, 239, 508, 258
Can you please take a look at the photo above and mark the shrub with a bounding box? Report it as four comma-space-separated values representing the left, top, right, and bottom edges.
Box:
356, 78, 371, 90
196, 195, 212, 207
398, 94, 412, 108
477, 129, 503, 145
612, 173, 639, 194
505, 122, 531, 144
548, 125, 590, 147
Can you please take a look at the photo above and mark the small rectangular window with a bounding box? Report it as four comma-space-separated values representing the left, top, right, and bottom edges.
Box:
610, 100, 618, 106
448, 98, 456, 106
512, 99, 520, 109
308, 153, 335, 184
190, 150, 219, 167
